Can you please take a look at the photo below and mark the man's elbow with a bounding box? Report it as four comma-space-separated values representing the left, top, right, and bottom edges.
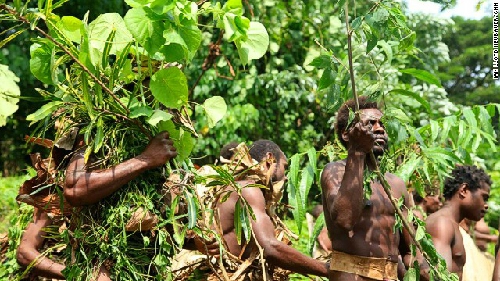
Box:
16, 245, 33, 267
64, 187, 86, 207
261, 239, 281, 262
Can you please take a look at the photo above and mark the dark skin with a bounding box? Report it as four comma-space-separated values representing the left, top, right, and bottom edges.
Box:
217, 151, 329, 277
425, 181, 490, 280
17, 208, 65, 280
320, 108, 413, 281
473, 218, 497, 251
64, 131, 220, 256
17, 208, 112, 280
64, 131, 177, 206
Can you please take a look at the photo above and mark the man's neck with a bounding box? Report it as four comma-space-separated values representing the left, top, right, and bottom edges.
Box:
441, 201, 464, 223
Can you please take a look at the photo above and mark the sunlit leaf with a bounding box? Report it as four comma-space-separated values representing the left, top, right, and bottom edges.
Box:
400, 68, 441, 86
150, 67, 188, 109
203, 96, 227, 128
234, 22, 269, 65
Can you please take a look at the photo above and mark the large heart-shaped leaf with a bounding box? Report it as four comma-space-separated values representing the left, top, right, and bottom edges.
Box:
150, 67, 188, 109
203, 96, 227, 128
124, 8, 165, 55
30, 43, 54, 85
234, 22, 269, 65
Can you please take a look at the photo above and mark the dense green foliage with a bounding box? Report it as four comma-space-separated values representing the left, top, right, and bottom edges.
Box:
0, 0, 499, 280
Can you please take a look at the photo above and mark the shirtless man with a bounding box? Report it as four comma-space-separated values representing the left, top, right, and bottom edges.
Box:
321, 97, 412, 281
217, 140, 329, 277
426, 165, 491, 280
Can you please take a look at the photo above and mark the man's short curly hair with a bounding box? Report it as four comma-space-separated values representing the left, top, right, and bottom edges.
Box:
443, 165, 492, 200
335, 97, 379, 148
249, 140, 282, 164
219, 141, 240, 160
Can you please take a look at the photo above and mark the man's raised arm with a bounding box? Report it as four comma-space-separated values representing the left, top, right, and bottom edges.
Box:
321, 121, 375, 230
241, 187, 328, 277
64, 132, 177, 206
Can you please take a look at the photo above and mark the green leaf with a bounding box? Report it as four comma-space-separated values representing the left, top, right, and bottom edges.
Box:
178, 20, 202, 60
378, 40, 392, 62
162, 29, 189, 61
125, 0, 151, 8
288, 154, 300, 189
30, 43, 54, 85
287, 154, 302, 233
223, 13, 250, 42
389, 89, 431, 113
403, 267, 418, 281
94, 117, 104, 153
26, 101, 64, 124
308, 54, 331, 68
400, 68, 441, 86
415, 225, 425, 241
88, 13, 134, 58
0, 64, 21, 127
429, 120, 439, 142
234, 22, 269, 65
203, 96, 227, 128
158, 120, 195, 162
184, 189, 198, 229
307, 213, 325, 256
462, 107, 477, 128
146, 110, 172, 126
351, 16, 363, 30
129, 105, 154, 118
318, 68, 337, 90
396, 153, 421, 182
57, 16, 82, 43
150, 67, 188, 109
124, 8, 165, 55
366, 32, 378, 53
372, 8, 389, 22
234, 199, 243, 245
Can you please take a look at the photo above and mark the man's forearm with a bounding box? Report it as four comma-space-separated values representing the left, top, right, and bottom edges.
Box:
18, 248, 65, 279
33, 256, 66, 279
265, 241, 328, 277
331, 151, 366, 229
65, 157, 151, 206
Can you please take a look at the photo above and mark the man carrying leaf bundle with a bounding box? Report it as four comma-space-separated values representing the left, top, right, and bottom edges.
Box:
212, 140, 329, 279
320, 97, 413, 281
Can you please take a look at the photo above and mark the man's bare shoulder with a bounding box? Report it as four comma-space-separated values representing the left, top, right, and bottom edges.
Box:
384, 172, 407, 194
320, 160, 346, 189
426, 211, 457, 236
321, 160, 346, 177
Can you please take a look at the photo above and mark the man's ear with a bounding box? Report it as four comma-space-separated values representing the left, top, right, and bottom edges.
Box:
458, 183, 468, 199
265, 152, 274, 168
341, 130, 349, 143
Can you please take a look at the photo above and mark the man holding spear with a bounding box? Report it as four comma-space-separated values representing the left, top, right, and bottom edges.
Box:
320, 97, 413, 281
